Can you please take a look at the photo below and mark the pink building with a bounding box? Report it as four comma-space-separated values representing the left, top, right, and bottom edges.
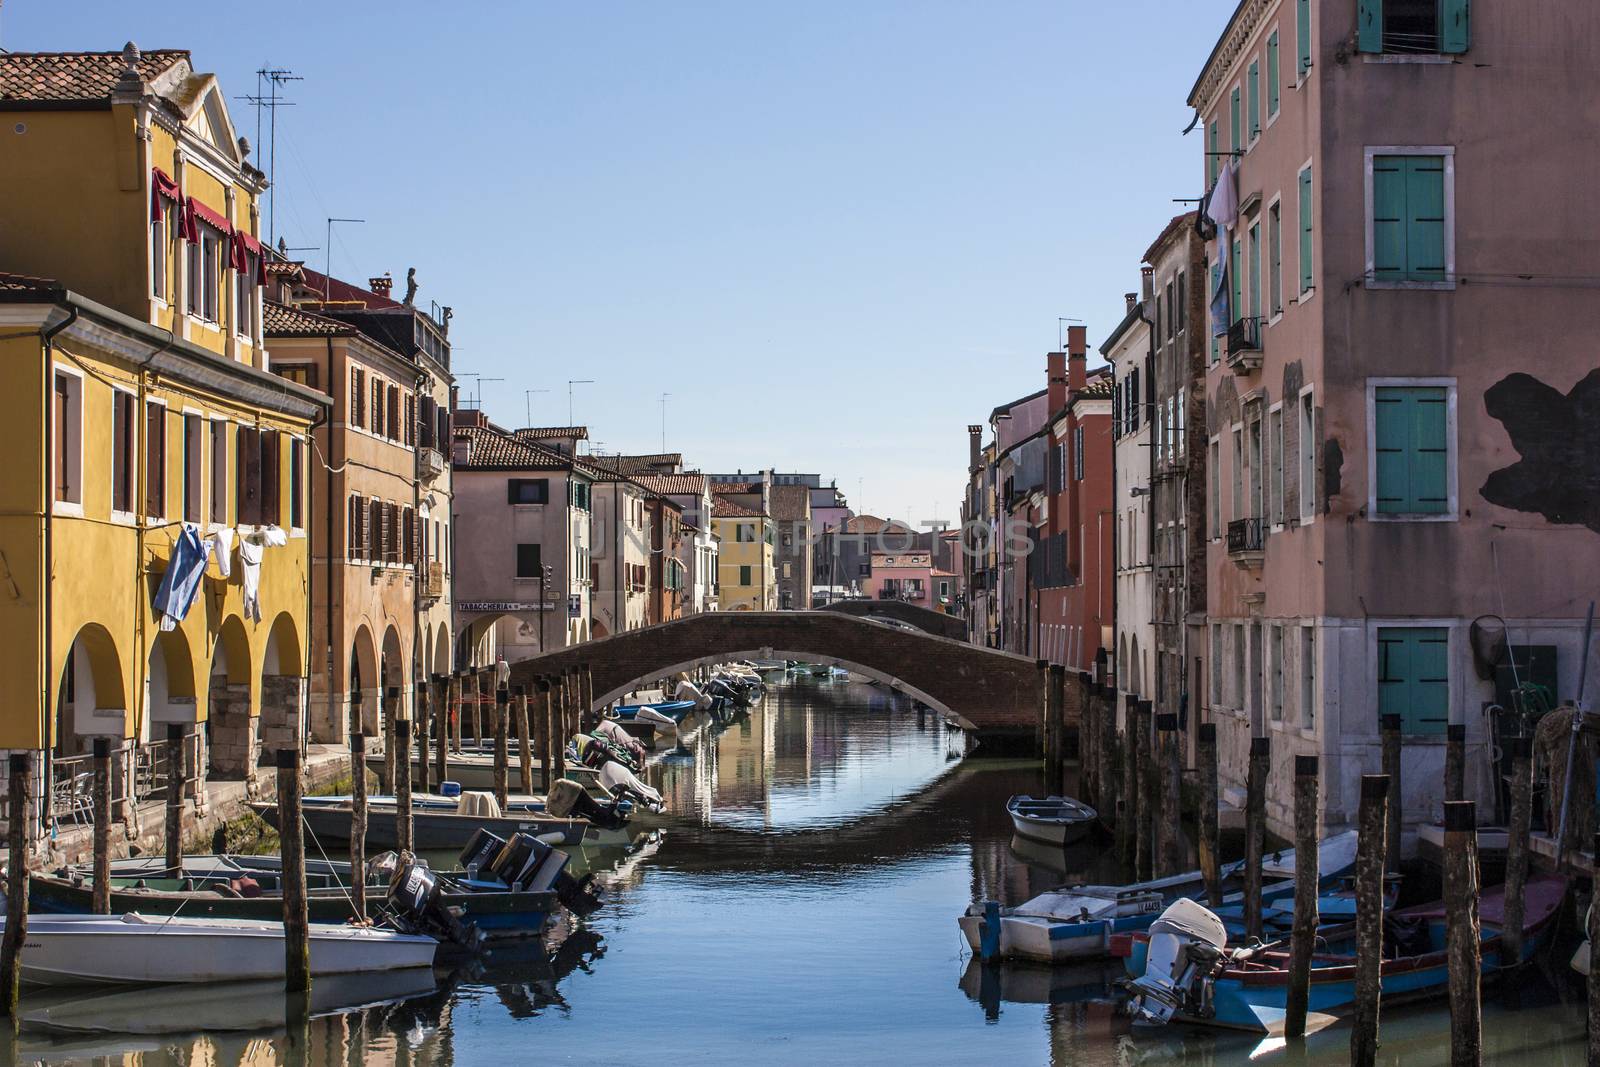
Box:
859, 550, 933, 607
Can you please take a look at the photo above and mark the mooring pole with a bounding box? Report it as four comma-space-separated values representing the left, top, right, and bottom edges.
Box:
165, 722, 184, 874
515, 685, 533, 795
1118, 695, 1135, 865
1244, 735, 1270, 942
493, 687, 511, 808
432, 674, 448, 787
1158, 712, 1183, 877
1446, 722, 1465, 802
349, 730, 367, 923
535, 677, 553, 790
1381, 713, 1403, 872
393, 711, 413, 856
1500, 736, 1533, 990
448, 672, 463, 753
1443, 800, 1481, 1067
1134, 699, 1152, 880
380, 685, 397, 796
1351, 774, 1390, 1067
91, 737, 112, 915
1197, 721, 1221, 905
0, 754, 31, 1018
415, 684, 432, 797
551, 676, 567, 782
277, 749, 311, 993
473, 669, 487, 747
580, 663, 594, 733
1285, 755, 1320, 1040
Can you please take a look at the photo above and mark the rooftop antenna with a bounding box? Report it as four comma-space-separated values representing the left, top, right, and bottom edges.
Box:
524, 389, 549, 428
1058, 317, 1084, 350
659, 392, 671, 452
567, 379, 594, 426
324, 218, 364, 297
239, 67, 301, 247
475, 377, 505, 410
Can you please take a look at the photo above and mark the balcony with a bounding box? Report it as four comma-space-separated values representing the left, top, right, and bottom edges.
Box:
1226, 517, 1264, 569
423, 560, 445, 599
417, 447, 446, 481
1226, 318, 1263, 374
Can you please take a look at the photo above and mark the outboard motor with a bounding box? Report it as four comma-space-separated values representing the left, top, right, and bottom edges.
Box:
1128, 898, 1230, 1027
546, 778, 630, 831
577, 733, 642, 774
598, 759, 664, 812
385, 852, 477, 947
486, 831, 605, 917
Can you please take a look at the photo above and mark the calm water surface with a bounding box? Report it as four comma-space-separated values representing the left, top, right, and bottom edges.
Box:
11, 676, 1591, 1065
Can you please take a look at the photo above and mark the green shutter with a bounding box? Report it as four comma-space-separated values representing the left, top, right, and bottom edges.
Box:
1298, 165, 1313, 292
1373, 390, 1409, 512
1371, 156, 1406, 280
1375, 386, 1449, 514
1248, 224, 1261, 322
1358, 0, 1383, 53
1247, 61, 1260, 139
1208, 121, 1219, 184
1297, 0, 1313, 74
1231, 238, 1242, 324
1405, 157, 1446, 281
1440, 0, 1470, 53
1267, 32, 1280, 116
1229, 87, 1241, 153
1412, 389, 1449, 511
1379, 627, 1449, 735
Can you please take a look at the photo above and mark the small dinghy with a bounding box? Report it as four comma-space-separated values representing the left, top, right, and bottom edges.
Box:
1007, 795, 1097, 847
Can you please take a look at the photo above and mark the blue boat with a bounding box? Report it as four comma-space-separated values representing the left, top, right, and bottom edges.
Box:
1121, 874, 1567, 1032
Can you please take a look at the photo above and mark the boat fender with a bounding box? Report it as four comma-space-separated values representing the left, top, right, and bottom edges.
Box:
233, 876, 262, 899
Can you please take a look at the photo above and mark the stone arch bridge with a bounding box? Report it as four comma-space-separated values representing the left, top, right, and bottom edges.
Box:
505, 611, 1042, 741
815, 599, 966, 641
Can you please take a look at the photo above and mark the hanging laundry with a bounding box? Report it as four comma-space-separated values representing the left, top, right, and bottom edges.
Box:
238, 525, 288, 623
152, 524, 211, 631
1210, 257, 1231, 339
211, 527, 235, 578
1205, 160, 1239, 235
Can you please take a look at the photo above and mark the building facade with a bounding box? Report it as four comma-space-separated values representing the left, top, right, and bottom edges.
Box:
712, 481, 775, 612
1108, 299, 1156, 703
771, 484, 813, 610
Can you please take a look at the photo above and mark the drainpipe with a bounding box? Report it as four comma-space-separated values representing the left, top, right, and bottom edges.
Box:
324, 337, 337, 742
411, 370, 428, 720
1137, 290, 1157, 704
40, 299, 80, 830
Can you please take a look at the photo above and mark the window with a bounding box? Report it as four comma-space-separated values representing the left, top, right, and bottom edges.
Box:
1270, 624, 1284, 721
1248, 416, 1263, 520
1368, 152, 1450, 285
1373, 384, 1451, 516
1248, 221, 1261, 321
1230, 237, 1242, 325
209, 420, 227, 524
1207, 257, 1219, 365
568, 481, 590, 510
1175, 270, 1186, 333
507, 478, 549, 505
739, 565, 752, 586
1269, 201, 1283, 316
260, 430, 280, 526
235, 252, 257, 338
183, 414, 202, 522
1128, 366, 1140, 430
235, 427, 259, 526
386, 385, 400, 442
1073, 426, 1085, 481
1296, 0, 1313, 78
348, 493, 364, 559
782, 561, 792, 579
1209, 439, 1220, 538
53, 370, 82, 507
1230, 427, 1243, 523
1266, 30, 1281, 118
402, 507, 416, 566
188, 225, 222, 322
145, 401, 166, 518
1300, 625, 1316, 728
151, 205, 171, 301
1207, 121, 1220, 185
1358, 0, 1470, 55
290, 437, 304, 529
1229, 86, 1241, 154
1209, 623, 1223, 707
1298, 164, 1314, 293
1233, 624, 1246, 710
735, 523, 755, 543
1298, 392, 1316, 520
372, 378, 386, 438
275, 364, 316, 389
1269, 407, 1285, 526
350, 368, 366, 430
1247, 59, 1260, 142
1378, 626, 1448, 735
404, 394, 415, 447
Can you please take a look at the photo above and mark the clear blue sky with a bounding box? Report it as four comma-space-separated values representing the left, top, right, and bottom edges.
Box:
2, 1, 1227, 525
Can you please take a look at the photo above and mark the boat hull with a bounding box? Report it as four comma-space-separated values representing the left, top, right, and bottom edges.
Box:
251, 801, 610, 851
1008, 812, 1092, 847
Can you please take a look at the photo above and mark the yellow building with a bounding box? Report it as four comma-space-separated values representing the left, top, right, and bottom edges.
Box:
0, 46, 327, 834
711, 490, 775, 611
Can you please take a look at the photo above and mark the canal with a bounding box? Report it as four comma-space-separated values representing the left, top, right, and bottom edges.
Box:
15, 675, 1593, 1064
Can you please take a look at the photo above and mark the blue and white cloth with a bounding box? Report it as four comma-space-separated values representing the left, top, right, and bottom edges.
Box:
152, 523, 210, 631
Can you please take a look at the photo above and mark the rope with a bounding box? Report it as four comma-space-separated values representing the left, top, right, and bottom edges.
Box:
300, 808, 362, 919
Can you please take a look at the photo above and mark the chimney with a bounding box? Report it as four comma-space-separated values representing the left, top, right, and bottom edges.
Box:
1047, 351, 1067, 416
449, 385, 461, 412
1067, 325, 1088, 391
1141, 265, 1155, 303
370, 273, 393, 298
1124, 292, 1138, 313
761, 469, 773, 517
967, 425, 983, 472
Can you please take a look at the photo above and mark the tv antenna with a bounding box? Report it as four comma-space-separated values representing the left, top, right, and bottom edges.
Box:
567, 379, 594, 426
525, 389, 549, 428
324, 218, 365, 296
239, 67, 302, 246
659, 392, 671, 452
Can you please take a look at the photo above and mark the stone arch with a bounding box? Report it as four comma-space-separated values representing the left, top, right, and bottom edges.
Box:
259, 612, 304, 756
55, 623, 126, 757
1118, 633, 1128, 693
590, 618, 611, 638
433, 625, 452, 679
207, 614, 255, 780
349, 623, 379, 738
1129, 633, 1142, 699
380, 624, 406, 691
146, 629, 198, 737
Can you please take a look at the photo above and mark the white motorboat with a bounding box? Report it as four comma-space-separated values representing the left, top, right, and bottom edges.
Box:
3, 912, 437, 986
1006, 795, 1097, 847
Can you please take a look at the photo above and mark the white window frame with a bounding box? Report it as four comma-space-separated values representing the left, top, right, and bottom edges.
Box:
1265, 25, 1283, 129
188, 223, 224, 327
1268, 401, 1285, 530
1364, 146, 1456, 292
234, 250, 258, 343
1269, 623, 1284, 722
1297, 386, 1317, 525
1365, 376, 1460, 523
1295, 157, 1317, 304
1300, 621, 1317, 730
1247, 55, 1262, 148
1230, 425, 1244, 525
1266, 193, 1284, 324
150, 205, 172, 305
109, 384, 139, 526
52, 363, 85, 517
1294, 0, 1314, 90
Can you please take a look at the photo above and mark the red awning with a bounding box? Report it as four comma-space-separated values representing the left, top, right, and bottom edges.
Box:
185, 196, 233, 237
230, 229, 268, 286
150, 168, 182, 225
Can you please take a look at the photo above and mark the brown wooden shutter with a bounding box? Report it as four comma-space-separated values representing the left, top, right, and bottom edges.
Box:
53, 377, 69, 501
419, 396, 436, 448
387, 385, 400, 442
373, 380, 384, 437
404, 394, 415, 447
351, 368, 365, 429
236, 426, 261, 525
260, 430, 280, 526
145, 402, 165, 518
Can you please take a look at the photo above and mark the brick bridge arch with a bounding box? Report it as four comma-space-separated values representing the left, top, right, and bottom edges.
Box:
815, 600, 965, 641
505, 612, 1042, 740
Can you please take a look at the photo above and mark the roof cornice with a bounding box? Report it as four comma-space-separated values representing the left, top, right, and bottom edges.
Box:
1188, 0, 1275, 111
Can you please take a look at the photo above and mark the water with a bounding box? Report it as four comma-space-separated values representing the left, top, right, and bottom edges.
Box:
12, 676, 1591, 1065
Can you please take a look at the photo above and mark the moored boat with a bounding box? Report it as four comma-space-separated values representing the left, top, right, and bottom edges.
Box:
249, 795, 620, 851
1006, 795, 1097, 847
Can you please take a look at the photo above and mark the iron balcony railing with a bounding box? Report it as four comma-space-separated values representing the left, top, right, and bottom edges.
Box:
1227, 316, 1262, 357
1227, 516, 1264, 554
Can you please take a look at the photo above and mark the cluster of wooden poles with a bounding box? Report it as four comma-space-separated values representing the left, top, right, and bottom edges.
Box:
0, 662, 600, 1017
1051, 670, 1591, 1066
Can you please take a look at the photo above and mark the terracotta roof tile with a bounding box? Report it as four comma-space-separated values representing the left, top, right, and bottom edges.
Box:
1077, 369, 1114, 399
712, 481, 762, 494
0, 270, 62, 295
294, 265, 404, 311
455, 425, 569, 471
514, 426, 589, 441
263, 301, 353, 338
633, 473, 708, 496
712, 497, 764, 519
0, 49, 189, 103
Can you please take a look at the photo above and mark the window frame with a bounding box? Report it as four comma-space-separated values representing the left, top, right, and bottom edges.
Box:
1208, 436, 1221, 540
208, 417, 229, 527
110, 386, 138, 523
1297, 386, 1317, 525
182, 409, 204, 524
189, 223, 224, 326
1268, 402, 1285, 529
1363, 146, 1456, 291
1297, 159, 1316, 299
1265, 27, 1282, 124
1366, 377, 1458, 522
1300, 622, 1317, 730
52, 364, 85, 516
234, 250, 258, 343
1374, 622, 1452, 737
1267, 194, 1284, 323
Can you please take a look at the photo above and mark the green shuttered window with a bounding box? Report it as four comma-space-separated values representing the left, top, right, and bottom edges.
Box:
1359, 0, 1471, 55
1247, 60, 1260, 140
1298, 164, 1314, 293
1229, 87, 1241, 153
1267, 31, 1281, 117
1371, 154, 1446, 283
1208, 121, 1219, 185
1296, 0, 1312, 76
1378, 627, 1448, 735
1374, 386, 1448, 514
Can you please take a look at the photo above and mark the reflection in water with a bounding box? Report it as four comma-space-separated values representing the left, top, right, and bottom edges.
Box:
13, 677, 1591, 1066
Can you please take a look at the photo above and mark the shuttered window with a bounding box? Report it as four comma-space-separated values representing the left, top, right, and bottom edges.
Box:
403, 507, 416, 565
372, 379, 385, 438
419, 396, 437, 448
260, 430, 280, 526
1359, 0, 1470, 55
145, 402, 166, 518
507, 478, 549, 505
1374, 385, 1449, 514
1247, 59, 1260, 141
387, 385, 400, 442
1266, 31, 1280, 118
1378, 627, 1448, 735
404, 394, 416, 447
1298, 164, 1314, 293
1296, 0, 1312, 76
348, 493, 361, 558
350, 368, 365, 430
1371, 154, 1447, 283
517, 543, 541, 578
290, 438, 303, 529
1207, 121, 1219, 185
1229, 86, 1241, 153
183, 414, 202, 522
235, 426, 261, 526
1230, 237, 1242, 324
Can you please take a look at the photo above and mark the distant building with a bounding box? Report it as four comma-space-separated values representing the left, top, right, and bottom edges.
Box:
635, 473, 719, 616
860, 551, 932, 606
711, 478, 775, 611
770, 484, 812, 610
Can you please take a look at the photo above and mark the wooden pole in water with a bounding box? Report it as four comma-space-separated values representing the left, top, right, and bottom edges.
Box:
1080, 677, 1096, 807
1446, 722, 1465, 802
165, 722, 184, 874
1351, 774, 1390, 1067
380, 685, 397, 796
1135, 699, 1153, 881
550, 675, 567, 781
1381, 713, 1403, 872
91, 736, 112, 914
276, 749, 311, 993
580, 663, 594, 733
415, 683, 431, 797
473, 669, 486, 746
348, 731, 367, 923
0, 754, 31, 1019
537, 677, 554, 789
1443, 800, 1480, 1067
1197, 721, 1222, 906
393, 710, 413, 856
493, 687, 511, 808
1499, 737, 1533, 984
432, 674, 448, 787
448, 672, 462, 753
515, 685, 533, 796
1043, 663, 1062, 793
1244, 735, 1270, 942
1100, 684, 1116, 833
1589, 831, 1600, 1067
1118, 694, 1135, 865
1285, 754, 1321, 1040
1157, 712, 1183, 877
